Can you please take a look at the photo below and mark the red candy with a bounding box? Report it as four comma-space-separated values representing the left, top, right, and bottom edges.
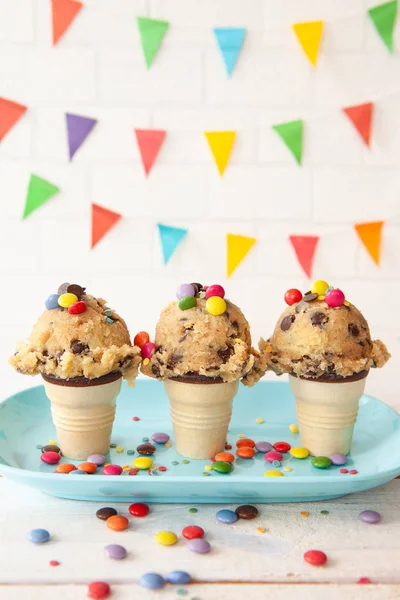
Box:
102, 464, 123, 476
350, 469, 358, 475
129, 502, 150, 517
340, 468, 349, 474
284, 289, 303, 306
141, 341, 156, 359
273, 442, 291, 453
325, 288, 345, 308
304, 550, 327, 566
41, 451, 61, 465
68, 301, 86, 315
134, 331, 150, 349
182, 525, 205, 540
87, 581, 111, 599
205, 284, 225, 300
158, 466, 167, 472
358, 577, 371, 584
264, 451, 283, 463
128, 468, 139, 476
49, 560, 60, 567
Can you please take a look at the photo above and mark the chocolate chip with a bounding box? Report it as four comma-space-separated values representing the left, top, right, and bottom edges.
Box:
295, 302, 309, 314
190, 282, 203, 295
303, 355, 311, 360
311, 312, 329, 327
303, 293, 318, 303
179, 318, 187, 322
167, 353, 183, 369
42, 350, 49, 357
358, 340, 364, 347
217, 346, 234, 363
178, 334, 187, 343
281, 315, 295, 331
231, 320, 239, 330
184, 325, 194, 332
67, 284, 85, 299
151, 363, 161, 377
57, 282, 70, 294
54, 350, 64, 365
327, 363, 336, 374
119, 355, 134, 370
348, 324, 360, 337
70, 341, 89, 355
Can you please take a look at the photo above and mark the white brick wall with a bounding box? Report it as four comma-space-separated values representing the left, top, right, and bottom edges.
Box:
0, 0, 399, 403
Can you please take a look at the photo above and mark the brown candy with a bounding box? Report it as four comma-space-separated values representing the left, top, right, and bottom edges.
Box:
42, 444, 61, 454
136, 443, 156, 456
96, 507, 117, 521
235, 504, 259, 520
57, 282, 70, 294
67, 284, 85, 299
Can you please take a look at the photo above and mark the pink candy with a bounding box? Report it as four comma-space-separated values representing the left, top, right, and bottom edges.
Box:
325, 288, 345, 308
141, 342, 156, 359
41, 451, 61, 465
205, 284, 225, 300
264, 451, 283, 463
102, 464, 123, 476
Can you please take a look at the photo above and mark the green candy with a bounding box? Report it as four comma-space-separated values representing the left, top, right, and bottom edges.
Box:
212, 461, 233, 474
178, 296, 197, 311
311, 456, 332, 469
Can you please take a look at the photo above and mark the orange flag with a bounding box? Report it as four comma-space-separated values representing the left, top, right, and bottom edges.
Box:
354, 221, 384, 265
51, 0, 83, 46
342, 102, 374, 147
289, 235, 320, 278
91, 203, 121, 249
134, 129, 166, 176
0, 98, 27, 142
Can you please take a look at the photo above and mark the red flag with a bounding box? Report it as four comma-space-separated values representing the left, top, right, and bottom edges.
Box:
0, 98, 27, 142
134, 129, 166, 176
342, 102, 374, 147
91, 203, 121, 249
289, 235, 320, 278
51, 0, 83, 46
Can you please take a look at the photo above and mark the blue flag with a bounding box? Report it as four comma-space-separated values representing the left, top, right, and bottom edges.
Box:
157, 223, 188, 264
213, 27, 246, 76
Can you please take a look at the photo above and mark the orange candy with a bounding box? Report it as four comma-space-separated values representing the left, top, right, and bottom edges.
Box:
106, 515, 129, 531
236, 438, 255, 448
55, 463, 77, 474
214, 452, 235, 463
78, 462, 98, 474
134, 331, 150, 349
236, 446, 256, 459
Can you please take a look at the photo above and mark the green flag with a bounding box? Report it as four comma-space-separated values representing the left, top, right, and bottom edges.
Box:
137, 17, 169, 68
23, 174, 60, 220
272, 120, 303, 165
368, 0, 398, 53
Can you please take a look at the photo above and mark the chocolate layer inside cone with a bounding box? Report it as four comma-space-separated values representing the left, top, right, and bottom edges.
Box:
42, 371, 122, 387
296, 369, 369, 383
170, 373, 224, 385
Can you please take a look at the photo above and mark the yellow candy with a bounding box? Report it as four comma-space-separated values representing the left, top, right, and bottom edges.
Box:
264, 470, 284, 477
206, 296, 227, 316
289, 424, 299, 433
256, 527, 266, 534
256, 418, 264, 424
311, 280, 329, 296
133, 457, 153, 470
116, 446, 124, 453
317, 295, 325, 301
143, 358, 150, 366
290, 447, 309, 459
155, 531, 178, 546
165, 442, 172, 448
237, 433, 245, 438
58, 293, 78, 308
204, 464, 212, 471
344, 300, 350, 307
48, 440, 57, 445
283, 467, 292, 472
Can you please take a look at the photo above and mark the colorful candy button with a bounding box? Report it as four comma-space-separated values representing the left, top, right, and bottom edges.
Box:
182, 525, 204, 540
41, 451, 61, 465
133, 331, 150, 349
311, 280, 329, 295
264, 470, 284, 477
178, 296, 197, 311
176, 283, 196, 300
264, 451, 283, 463
273, 442, 291, 453
78, 462, 97, 474
236, 447, 256, 459
87, 454, 106, 466
205, 284, 225, 300
166, 571, 192, 585
311, 456, 332, 469
236, 438, 255, 448
290, 447, 309, 459
151, 432, 170, 444
214, 452, 235, 463
206, 296, 226, 316
45, 294, 60, 310
137, 443, 156, 456
133, 457, 153, 470
235, 505, 258, 520
96, 507, 117, 521
216, 509, 238, 524
284, 288, 302, 306
104, 544, 127, 560
289, 424, 299, 433
359, 510, 381, 524
155, 531, 178, 546
255, 441, 273, 453
68, 301, 86, 315
55, 463, 77, 474
212, 460, 233, 473
139, 573, 166, 589
329, 453, 347, 466
141, 342, 156, 359
128, 503, 150, 517
28, 528, 50, 543
187, 538, 211, 553
58, 293, 78, 308
106, 516, 129, 531
325, 288, 345, 308
102, 464, 123, 476
87, 581, 111, 599
42, 444, 60, 453
72, 470, 87, 475
304, 550, 327, 566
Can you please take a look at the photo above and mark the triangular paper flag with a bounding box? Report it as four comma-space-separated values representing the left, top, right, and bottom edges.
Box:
51, 0, 83, 46
91, 204, 121, 249
204, 131, 236, 176
289, 235, 320, 278
227, 234, 257, 278
157, 224, 188, 264
354, 221, 384, 265
66, 113, 97, 160
0, 98, 27, 142
213, 27, 246, 77
272, 120, 303, 165
292, 21, 324, 67
342, 102, 374, 147
23, 175, 60, 220
134, 129, 166, 175
137, 17, 169, 69
368, 0, 397, 53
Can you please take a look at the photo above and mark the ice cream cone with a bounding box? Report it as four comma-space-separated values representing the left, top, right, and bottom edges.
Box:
289, 371, 368, 457
164, 375, 239, 459
42, 372, 122, 460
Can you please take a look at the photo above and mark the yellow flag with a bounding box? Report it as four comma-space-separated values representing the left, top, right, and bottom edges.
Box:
354, 221, 384, 265
204, 131, 236, 176
292, 21, 324, 67
227, 233, 257, 278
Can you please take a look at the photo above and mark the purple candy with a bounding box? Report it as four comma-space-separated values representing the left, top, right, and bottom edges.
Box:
151, 432, 170, 444
359, 510, 381, 524
87, 454, 106, 466
255, 441, 273, 453
104, 544, 127, 560
176, 284, 195, 300
187, 538, 211, 554
329, 453, 347, 466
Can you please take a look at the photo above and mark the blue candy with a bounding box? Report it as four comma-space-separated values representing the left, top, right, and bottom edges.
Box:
28, 528, 50, 544
72, 470, 88, 475
216, 509, 238, 524
167, 571, 192, 585
139, 573, 166, 589
45, 294, 60, 310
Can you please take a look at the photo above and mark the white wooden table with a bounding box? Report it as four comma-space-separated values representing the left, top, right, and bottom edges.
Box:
1, 338, 399, 600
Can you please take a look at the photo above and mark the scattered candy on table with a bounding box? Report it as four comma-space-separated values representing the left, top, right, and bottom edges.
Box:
54, 463, 77, 474
87, 454, 106, 466
235, 505, 259, 520
42, 444, 60, 454
264, 470, 284, 477
72, 470, 87, 475
289, 424, 299, 433
137, 442, 156, 456
264, 451, 283, 463
139, 573, 166, 590
96, 507, 117, 521
273, 442, 291, 453
106, 516, 129, 531
236, 438, 255, 448
236, 446, 256, 459
102, 464, 123, 476
304, 549, 327, 566
290, 447, 309, 459
87, 581, 111, 599
214, 452, 235, 463
329, 453, 347, 466
104, 544, 127, 560
359, 510, 381, 524
129, 503, 150, 517
311, 456, 332, 469
182, 525, 204, 540
133, 457, 153, 470
28, 528, 50, 544
166, 571, 192, 584
78, 462, 97, 474
216, 509, 238, 524
152, 432, 170, 444
255, 441, 273, 453
41, 451, 61, 465
155, 531, 178, 546
187, 538, 211, 553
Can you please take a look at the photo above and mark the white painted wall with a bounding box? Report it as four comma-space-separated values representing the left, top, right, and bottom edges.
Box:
0, 0, 399, 404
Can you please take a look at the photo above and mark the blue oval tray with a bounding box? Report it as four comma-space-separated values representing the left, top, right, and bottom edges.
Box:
0, 380, 399, 503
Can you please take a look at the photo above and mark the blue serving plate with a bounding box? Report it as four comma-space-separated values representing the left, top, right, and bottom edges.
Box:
0, 380, 399, 503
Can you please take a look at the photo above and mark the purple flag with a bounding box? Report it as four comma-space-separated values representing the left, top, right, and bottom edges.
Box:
66, 113, 97, 160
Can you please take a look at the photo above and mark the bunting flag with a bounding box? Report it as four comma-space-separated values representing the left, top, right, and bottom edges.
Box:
354, 221, 384, 265
51, 0, 83, 46
157, 224, 188, 264
91, 204, 121, 249
368, 0, 398, 54
204, 131, 236, 176
227, 234, 257, 278
22, 175, 60, 220
137, 17, 169, 69
289, 235, 320, 278
292, 21, 324, 67
272, 120, 303, 165
134, 129, 166, 176
342, 102, 374, 147
0, 98, 27, 142
213, 27, 246, 76
66, 113, 97, 160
